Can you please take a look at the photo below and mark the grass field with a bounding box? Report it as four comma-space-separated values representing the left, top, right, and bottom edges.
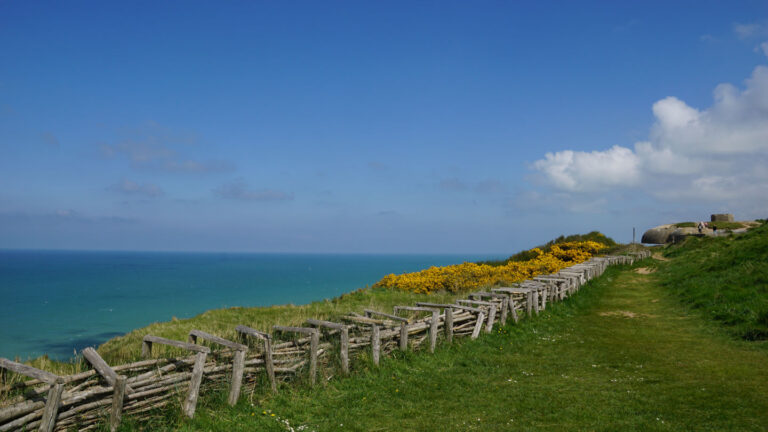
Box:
119, 252, 768, 431
11, 226, 767, 431
656, 221, 768, 340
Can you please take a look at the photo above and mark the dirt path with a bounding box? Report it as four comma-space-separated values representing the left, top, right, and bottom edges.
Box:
570, 269, 768, 430
651, 252, 669, 261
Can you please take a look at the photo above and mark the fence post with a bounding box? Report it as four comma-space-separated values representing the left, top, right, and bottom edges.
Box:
471, 312, 485, 339
109, 375, 127, 432
183, 352, 208, 418
141, 335, 210, 418
429, 311, 439, 353
187, 330, 249, 406
371, 324, 381, 366
445, 307, 453, 344
306, 319, 350, 375
272, 326, 320, 386
236, 325, 277, 393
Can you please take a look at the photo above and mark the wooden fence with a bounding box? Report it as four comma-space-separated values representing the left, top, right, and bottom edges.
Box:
0, 251, 650, 432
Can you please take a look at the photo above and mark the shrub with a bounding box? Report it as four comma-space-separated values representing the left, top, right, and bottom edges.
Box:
375, 241, 606, 294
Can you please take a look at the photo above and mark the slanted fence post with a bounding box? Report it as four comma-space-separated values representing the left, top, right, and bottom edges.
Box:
458, 299, 497, 333
141, 335, 210, 418
184, 352, 207, 417
40, 380, 64, 432
187, 330, 249, 406
230, 350, 246, 405
236, 325, 277, 393
109, 375, 127, 432
471, 312, 485, 339
0, 358, 66, 432
83, 347, 133, 431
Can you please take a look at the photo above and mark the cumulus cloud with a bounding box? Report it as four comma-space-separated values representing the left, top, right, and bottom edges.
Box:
214, 179, 293, 202
531, 64, 768, 213
533, 145, 640, 192
107, 180, 164, 198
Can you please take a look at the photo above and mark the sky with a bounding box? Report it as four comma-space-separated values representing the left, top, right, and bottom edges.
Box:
1, 1, 767, 253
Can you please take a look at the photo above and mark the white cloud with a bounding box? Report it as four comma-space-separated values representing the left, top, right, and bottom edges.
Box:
761, 41, 768, 57
532, 145, 640, 192
531, 64, 768, 215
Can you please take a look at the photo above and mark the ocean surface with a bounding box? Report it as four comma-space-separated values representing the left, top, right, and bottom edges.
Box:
0, 250, 498, 361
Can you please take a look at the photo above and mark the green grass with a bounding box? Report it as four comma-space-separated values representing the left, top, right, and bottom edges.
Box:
10, 229, 768, 431
656, 221, 768, 340
11, 289, 461, 378
107, 257, 768, 431
709, 221, 747, 230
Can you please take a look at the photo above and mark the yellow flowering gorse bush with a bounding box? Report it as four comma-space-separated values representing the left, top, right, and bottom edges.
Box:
374, 241, 606, 294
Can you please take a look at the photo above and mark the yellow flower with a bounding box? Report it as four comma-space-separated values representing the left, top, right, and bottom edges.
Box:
372, 241, 605, 294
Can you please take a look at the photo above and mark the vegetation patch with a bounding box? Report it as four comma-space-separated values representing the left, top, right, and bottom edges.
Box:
479, 231, 617, 265
374, 241, 605, 293
709, 221, 746, 230
656, 221, 768, 340
154, 264, 768, 431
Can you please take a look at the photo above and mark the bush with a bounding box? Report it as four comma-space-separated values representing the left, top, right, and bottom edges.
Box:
478, 231, 616, 266
375, 241, 606, 294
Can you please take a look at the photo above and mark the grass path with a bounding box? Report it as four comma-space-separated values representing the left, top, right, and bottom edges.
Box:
151, 264, 768, 431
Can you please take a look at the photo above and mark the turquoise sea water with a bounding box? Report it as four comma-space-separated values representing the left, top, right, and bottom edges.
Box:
0, 250, 497, 361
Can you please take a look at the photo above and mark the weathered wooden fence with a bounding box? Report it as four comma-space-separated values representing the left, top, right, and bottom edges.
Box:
0, 251, 650, 431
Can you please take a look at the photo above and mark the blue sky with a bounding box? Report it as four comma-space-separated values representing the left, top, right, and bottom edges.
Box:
1, 1, 767, 253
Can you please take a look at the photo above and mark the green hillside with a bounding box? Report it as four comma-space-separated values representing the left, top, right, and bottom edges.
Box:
117, 226, 768, 430
656, 220, 768, 340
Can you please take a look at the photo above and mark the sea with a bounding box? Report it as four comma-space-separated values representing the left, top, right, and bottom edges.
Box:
0, 250, 499, 361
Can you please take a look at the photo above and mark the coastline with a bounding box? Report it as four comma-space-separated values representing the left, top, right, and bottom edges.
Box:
1, 252, 496, 362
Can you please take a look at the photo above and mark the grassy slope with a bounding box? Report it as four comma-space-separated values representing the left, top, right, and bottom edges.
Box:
13, 289, 461, 379
122, 258, 768, 431
656, 221, 768, 340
